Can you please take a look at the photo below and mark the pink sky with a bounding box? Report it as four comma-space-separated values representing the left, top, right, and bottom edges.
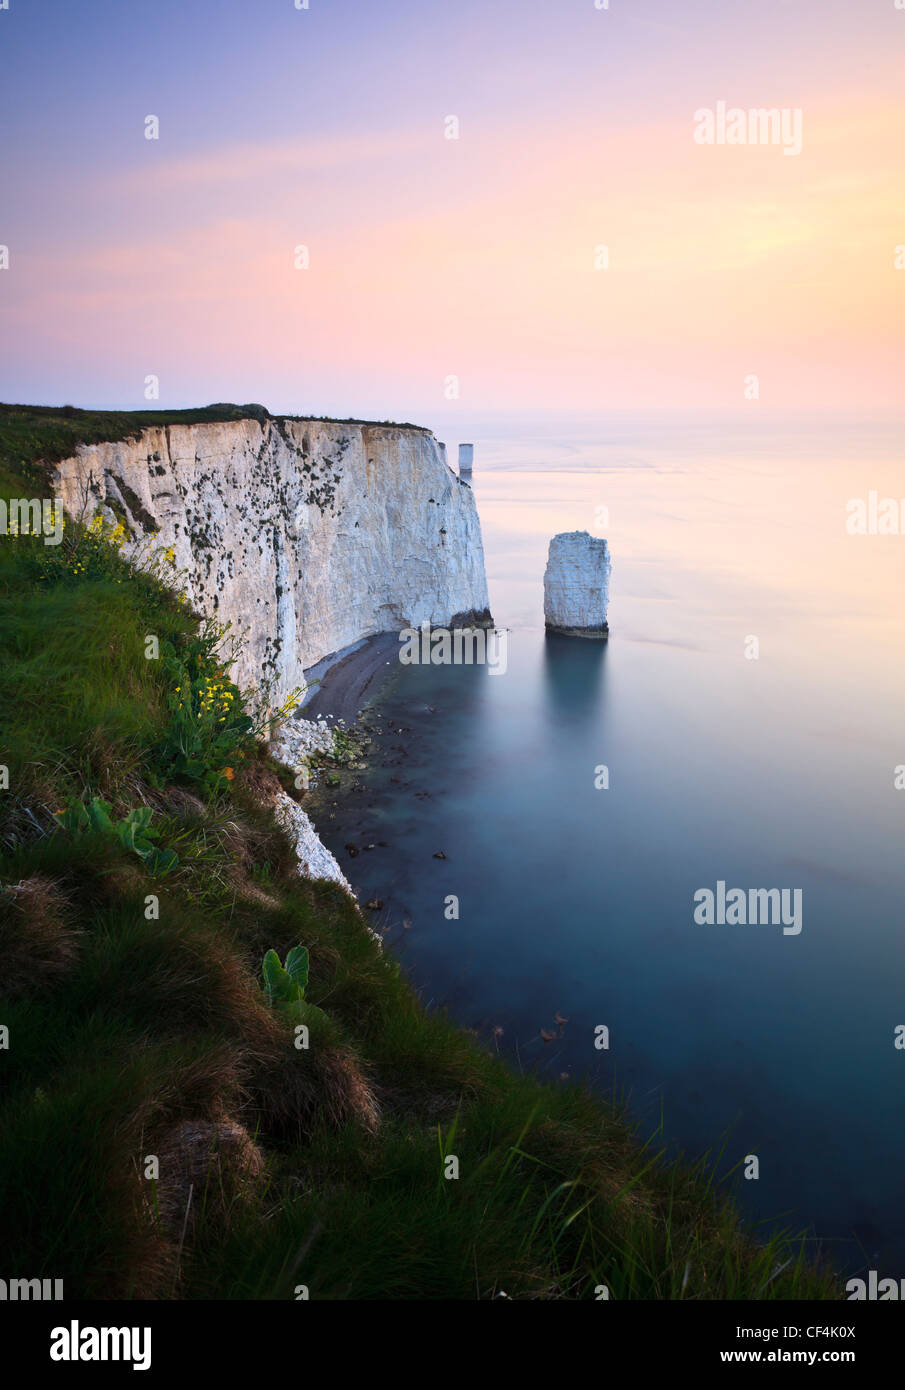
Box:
2, 1, 903, 418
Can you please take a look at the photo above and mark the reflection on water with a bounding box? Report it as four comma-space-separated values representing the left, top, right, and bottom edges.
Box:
542, 632, 608, 724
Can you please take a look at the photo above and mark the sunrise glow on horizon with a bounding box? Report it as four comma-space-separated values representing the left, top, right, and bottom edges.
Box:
2, 0, 903, 418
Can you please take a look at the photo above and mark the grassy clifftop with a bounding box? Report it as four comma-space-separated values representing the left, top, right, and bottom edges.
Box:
0, 402, 426, 497
0, 405, 836, 1299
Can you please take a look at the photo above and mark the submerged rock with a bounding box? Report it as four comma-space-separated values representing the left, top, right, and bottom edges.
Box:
543, 531, 612, 638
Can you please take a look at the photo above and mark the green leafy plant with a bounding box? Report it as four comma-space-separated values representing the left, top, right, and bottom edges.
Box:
150, 621, 303, 795
261, 945, 326, 1025
152, 624, 256, 794
53, 796, 178, 876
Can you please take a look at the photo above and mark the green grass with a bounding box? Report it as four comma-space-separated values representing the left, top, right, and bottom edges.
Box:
0, 405, 839, 1300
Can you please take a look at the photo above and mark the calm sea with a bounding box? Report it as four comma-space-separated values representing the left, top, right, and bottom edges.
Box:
312, 411, 905, 1277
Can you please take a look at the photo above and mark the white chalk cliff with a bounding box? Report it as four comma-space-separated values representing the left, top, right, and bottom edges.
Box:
543, 531, 611, 638
52, 411, 491, 897
53, 415, 491, 705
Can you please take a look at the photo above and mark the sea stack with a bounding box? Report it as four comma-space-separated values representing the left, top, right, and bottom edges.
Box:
543, 531, 611, 638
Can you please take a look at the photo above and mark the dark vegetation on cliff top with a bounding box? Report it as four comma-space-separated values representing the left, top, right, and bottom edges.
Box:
0, 406, 837, 1299
0, 402, 427, 495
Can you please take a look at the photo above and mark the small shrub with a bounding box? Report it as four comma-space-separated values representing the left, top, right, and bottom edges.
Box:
152, 624, 255, 794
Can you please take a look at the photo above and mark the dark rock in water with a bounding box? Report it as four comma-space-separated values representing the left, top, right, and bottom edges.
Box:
433, 850, 447, 860
345, 843, 359, 858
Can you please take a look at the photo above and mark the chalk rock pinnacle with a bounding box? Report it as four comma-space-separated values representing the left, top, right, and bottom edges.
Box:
543, 531, 611, 638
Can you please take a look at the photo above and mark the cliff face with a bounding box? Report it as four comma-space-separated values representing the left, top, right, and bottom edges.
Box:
53, 416, 491, 703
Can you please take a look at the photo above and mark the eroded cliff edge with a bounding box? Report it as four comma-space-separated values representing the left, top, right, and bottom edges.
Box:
53, 414, 491, 705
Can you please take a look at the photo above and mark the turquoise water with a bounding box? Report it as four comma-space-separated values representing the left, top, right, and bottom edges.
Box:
313, 413, 905, 1276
